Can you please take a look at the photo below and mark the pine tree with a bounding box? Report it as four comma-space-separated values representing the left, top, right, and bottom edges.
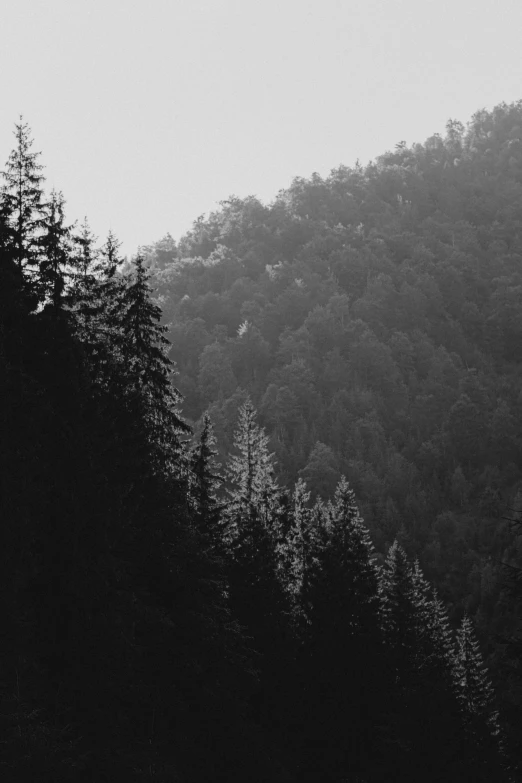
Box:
69, 229, 127, 390
378, 542, 437, 779
452, 615, 508, 779
38, 189, 72, 309
1, 118, 46, 275
189, 413, 224, 547
405, 561, 467, 781
301, 478, 384, 781
68, 217, 99, 318
0, 200, 33, 335
379, 539, 416, 667
73, 216, 97, 280
96, 228, 123, 280
120, 253, 190, 474
409, 560, 456, 675
226, 397, 280, 542
223, 399, 291, 756
278, 478, 313, 612
455, 614, 499, 726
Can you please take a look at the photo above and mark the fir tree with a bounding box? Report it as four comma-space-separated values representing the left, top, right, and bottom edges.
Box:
302, 478, 384, 781
223, 399, 292, 757
73, 229, 127, 390
38, 189, 72, 309
452, 615, 509, 779
313, 477, 381, 646
96, 228, 123, 280
405, 560, 467, 781
189, 413, 224, 547
120, 253, 190, 474
68, 217, 99, 318
278, 478, 313, 612
226, 397, 280, 541
1, 118, 46, 275
455, 614, 499, 728
379, 539, 416, 667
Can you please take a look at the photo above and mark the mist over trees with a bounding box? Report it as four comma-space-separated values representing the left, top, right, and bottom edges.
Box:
1, 105, 522, 780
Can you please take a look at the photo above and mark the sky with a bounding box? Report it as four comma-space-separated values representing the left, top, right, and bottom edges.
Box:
2, 0, 522, 256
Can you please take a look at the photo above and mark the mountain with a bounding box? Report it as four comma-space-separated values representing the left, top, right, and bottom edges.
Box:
1, 106, 521, 780
147, 99, 522, 756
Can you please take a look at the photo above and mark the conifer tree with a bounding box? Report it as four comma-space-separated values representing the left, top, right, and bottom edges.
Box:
278, 478, 313, 613
38, 189, 72, 309
70, 229, 127, 390
120, 253, 189, 474
1, 118, 46, 275
73, 216, 97, 279
409, 559, 455, 675
0, 200, 32, 333
68, 217, 99, 316
378, 542, 434, 778
223, 399, 291, 757
226, 397, 280, 541
302, 478, 384, 781
379, 540, 416, 665
404, 560, 467, 781
452, 615, 509, 779
96, 228, 123, 280
189, 413, 224, 547
455, 615, 499, 728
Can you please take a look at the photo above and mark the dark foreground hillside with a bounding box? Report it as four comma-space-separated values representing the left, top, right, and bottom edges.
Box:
0, 111, 520, 780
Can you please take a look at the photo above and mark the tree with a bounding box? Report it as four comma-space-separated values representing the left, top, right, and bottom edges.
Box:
94, 230, 128, 334
277, 478, 314, 618
189, 413, 224, 548
38, 189, 72, 309
455, 614, 499, 726
299, 479, 384, 781
453, 615, 507, 778
120, 253, 190, 474
226, 397, 280, 540
1, 117, 46, 274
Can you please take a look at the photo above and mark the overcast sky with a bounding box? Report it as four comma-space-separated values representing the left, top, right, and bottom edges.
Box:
2, 0, 522, 256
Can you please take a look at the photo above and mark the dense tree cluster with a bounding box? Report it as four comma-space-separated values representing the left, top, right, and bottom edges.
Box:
0, 113, 519, 779
142, 100, 522, 766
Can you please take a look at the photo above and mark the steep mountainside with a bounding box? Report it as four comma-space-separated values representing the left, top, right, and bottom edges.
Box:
2, 110, 520, 780
148, 101, 522, 711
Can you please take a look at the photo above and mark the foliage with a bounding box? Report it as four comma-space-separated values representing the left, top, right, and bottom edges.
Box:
1, 110, 520, 780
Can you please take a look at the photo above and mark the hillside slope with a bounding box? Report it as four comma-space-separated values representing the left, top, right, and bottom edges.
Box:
149, 100, 522, 710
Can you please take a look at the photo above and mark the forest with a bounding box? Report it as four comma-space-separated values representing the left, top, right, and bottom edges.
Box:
1, 103, 521, 781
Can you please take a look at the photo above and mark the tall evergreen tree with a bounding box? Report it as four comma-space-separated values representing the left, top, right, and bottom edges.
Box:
189, 413, 224, 547
454, 615, 500, 731
379, 540, 416, 666
277, 478, 313, 618
226, 396, 280, 541
224, 400, 293, 769
301, 478, 384, 781
1, 118, 46, 275
120, 253, 189, 475
69, 229, 127, 391
452, 615, 510, 779
455, 615, 497, 717
38, 189, 72, 309
68, 217, 99, 323
404, 560, 467, 781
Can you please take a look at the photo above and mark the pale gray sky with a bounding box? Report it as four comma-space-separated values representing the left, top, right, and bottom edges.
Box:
2, 0, 522, 256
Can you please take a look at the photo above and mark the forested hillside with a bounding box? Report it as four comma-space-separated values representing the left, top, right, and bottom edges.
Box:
142, 100, 522, 751
0, 110, 520, 780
